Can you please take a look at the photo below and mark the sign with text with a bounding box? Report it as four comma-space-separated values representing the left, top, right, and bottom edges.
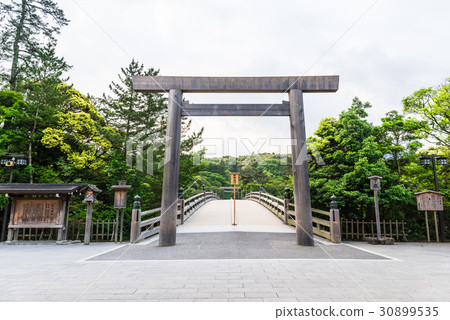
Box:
12, 198, 63, 225
230, 172, 239, 185
415, 191, 444, 211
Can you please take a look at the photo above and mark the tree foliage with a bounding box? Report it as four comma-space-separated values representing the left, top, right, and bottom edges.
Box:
403, 78, 450, 147
0, 0, 69, 90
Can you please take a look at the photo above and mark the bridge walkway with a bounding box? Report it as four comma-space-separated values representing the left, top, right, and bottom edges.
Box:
179, 199, 294, 234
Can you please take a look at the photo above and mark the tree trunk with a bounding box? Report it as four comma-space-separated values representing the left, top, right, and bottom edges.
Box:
28, 140, 33, 183
9, 0, 27, 91
395, 154, 401, 185
28, 106, 40, 184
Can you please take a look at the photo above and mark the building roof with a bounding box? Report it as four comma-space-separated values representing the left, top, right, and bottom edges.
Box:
0, 183, 101, 195
414, 190, 445, 196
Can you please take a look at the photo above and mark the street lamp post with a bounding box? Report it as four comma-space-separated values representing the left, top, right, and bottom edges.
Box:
419, 154, 447, 241
1, 154, 28, 242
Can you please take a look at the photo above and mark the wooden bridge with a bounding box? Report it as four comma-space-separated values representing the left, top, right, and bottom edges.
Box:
129, 190, 341, 245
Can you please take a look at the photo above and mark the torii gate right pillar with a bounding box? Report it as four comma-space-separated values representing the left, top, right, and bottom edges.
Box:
289, 89, 314, 246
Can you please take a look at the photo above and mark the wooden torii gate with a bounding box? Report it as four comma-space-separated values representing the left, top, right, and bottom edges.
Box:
133, 76, 339, 247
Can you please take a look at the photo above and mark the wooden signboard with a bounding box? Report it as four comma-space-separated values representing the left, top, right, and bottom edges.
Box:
10, 198, 64, 227
368, 176, 382, 190
230, 173, 239, 185
415, 191, 444, 211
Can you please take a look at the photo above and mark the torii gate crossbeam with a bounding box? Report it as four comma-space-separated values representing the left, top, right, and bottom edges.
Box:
132, 76, 339, 247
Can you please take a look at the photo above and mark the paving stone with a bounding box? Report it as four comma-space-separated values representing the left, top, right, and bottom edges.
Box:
1, 237, 450, 302
178, 292, 212, 299
211, 292, 245, 299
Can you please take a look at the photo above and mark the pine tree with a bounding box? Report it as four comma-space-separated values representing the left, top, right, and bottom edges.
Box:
100, 59, 167, 146
0, 0, 69, 90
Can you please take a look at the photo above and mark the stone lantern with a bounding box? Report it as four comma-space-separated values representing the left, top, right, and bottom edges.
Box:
111, 181, 131, 243
83, 185, 102, 245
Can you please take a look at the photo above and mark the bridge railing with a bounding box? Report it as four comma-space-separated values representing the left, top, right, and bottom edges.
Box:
244, 190, 341, 243
130, 191, 220, 243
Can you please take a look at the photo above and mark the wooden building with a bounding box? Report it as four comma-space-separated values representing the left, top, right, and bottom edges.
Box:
0, 184, 99, 242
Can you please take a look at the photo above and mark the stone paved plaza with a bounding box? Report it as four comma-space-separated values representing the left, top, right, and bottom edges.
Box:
1, 239, 449, 302
1, 200, 449, 302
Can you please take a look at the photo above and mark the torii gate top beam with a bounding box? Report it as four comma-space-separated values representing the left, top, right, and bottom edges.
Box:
133, 76, 339, 93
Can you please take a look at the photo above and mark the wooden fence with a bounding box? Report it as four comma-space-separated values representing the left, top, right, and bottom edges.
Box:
341, 219, 407, 241
13, 220, 116, 242
244, 191, 341, 243
130, 191, 220, 243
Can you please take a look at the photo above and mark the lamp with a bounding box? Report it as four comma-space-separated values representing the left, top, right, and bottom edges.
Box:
436, 157, 448, 166
419, 157, 432, 166
111, 181, 131, 243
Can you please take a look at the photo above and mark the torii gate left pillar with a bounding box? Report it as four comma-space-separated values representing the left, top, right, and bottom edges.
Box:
159, 89, 182, 246
133, 76, 339, 247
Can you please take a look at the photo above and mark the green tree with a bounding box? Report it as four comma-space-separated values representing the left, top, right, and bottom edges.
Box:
0, 90, 26, 151
378, 110, 424, 184
308, 98, 412, 220
100, 59, 167, 149
17, 41, 71, 182
0, 0, 69, 90
403, 78, 450, 147
41, 84, 114, 171
99, 60, 204, 198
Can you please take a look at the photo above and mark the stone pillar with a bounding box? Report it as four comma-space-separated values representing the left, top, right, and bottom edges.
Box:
329, 195, 341, 243
130, 195, 141, 243
159, 89, 182, 246
289, 89, 314, 246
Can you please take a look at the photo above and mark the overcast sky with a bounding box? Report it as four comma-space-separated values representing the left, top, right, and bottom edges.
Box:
54, 0, 450, 156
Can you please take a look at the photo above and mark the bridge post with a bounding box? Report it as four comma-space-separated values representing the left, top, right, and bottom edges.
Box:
330, 195, 341, 243
159, 89, 182, 246
130, 195, 141, 243
289, 89, 314, 246
179, 188, 185, 225
284, 187, 291, 224
259, 185, 262, 203
202, 184, 206, 204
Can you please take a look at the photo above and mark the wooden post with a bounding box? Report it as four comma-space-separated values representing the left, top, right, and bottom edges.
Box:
362, 221, 365, 239
329, 195, 341, 243
178, 188, 185, 225
84, 202, 93, 245
1, 200, 10, 242
425, 210, 430, 243
57, 198, 66, 241
119, 209, 124, 243
232, 186, 236, 226
289, 89, 314, 246
434, 211, 439, 243
159, 89, 182, 246
284, 187, 290, 224
202, 185, 206, 205
63, 195, 71, 241
114, 209, 119, 243
374, 189, 382, 240
130, 195, 141, 243
6, 198, 16, 242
